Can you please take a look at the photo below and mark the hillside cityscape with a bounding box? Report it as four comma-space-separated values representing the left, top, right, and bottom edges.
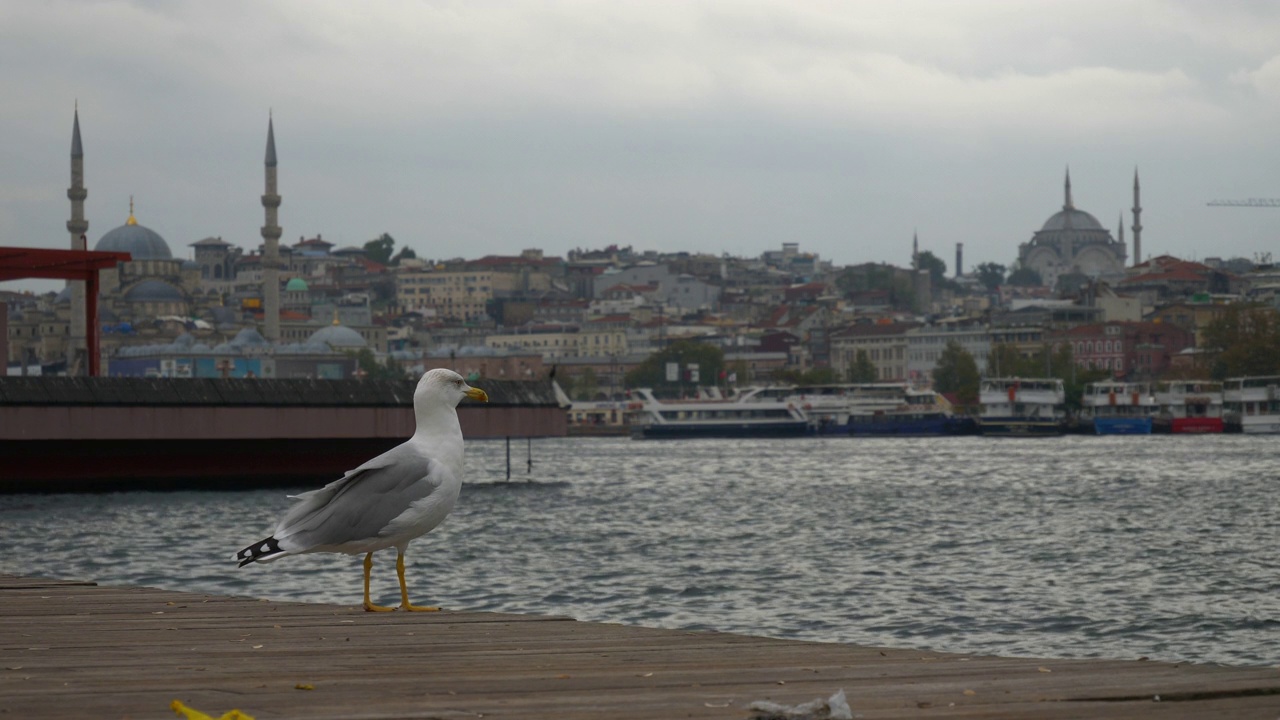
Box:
4, 113, 1279, 409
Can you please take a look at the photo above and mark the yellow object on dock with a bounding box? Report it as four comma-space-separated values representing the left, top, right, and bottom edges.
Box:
171, 699, 255, 720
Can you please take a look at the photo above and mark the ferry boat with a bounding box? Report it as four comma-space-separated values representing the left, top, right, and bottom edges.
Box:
1154, 380, 1224, 434
566, 399, 631, 436
1223, 376, 1280, 434
1081, 381, 1157, 435
752, 383, 976, 436
626, 387, 811, 439
977, 377, 1066, 436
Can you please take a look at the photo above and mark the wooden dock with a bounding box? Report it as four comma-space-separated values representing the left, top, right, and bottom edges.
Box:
2, 575, 1278, 719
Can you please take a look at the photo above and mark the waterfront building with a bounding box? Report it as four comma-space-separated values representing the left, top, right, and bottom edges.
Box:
906, 318, 991, 387
829, 322, 920, 382
1052, 321, 1195, 379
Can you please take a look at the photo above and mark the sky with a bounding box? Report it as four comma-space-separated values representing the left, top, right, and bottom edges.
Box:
4, 0, 1280, 294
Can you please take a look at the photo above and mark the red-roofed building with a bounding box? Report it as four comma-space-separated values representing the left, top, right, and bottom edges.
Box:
1051, 320, 1194, 378
1120, 256, 1233, 305
784, 282, 828, 304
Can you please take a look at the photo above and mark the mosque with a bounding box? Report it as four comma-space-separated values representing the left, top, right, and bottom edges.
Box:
4, 110, 381, 378
1016, 169, 1142, 290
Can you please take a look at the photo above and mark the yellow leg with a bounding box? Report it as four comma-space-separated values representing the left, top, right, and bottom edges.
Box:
397, 550, 440, 612
362, 552, 394, 612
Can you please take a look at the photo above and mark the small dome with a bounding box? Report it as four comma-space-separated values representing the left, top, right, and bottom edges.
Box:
1040, 208, 1104, 232
307, 323, 366, 349
285, 277, 309, 292
123, 280, 184, 303
231, 327, 268, 347
95, 210, 172, 260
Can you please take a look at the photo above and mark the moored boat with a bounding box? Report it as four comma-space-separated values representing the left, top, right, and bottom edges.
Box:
977, 377, 1066, 436
626, 387, 811, 439
1223, 376, 1280, 434
754, 383, 976, 436
1154, 380, 1224, 434
1081, 381, 1156, 435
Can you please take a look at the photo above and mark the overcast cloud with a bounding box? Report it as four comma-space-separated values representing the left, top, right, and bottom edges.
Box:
4, 0, 1280, 293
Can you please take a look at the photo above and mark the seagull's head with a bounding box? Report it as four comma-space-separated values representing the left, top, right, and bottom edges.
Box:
416, 368, 488, 409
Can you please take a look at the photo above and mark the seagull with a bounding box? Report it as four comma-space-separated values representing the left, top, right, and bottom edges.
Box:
235, 368, 488, 612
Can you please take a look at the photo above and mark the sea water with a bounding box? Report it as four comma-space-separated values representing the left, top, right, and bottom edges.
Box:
2, 435, 1278, 666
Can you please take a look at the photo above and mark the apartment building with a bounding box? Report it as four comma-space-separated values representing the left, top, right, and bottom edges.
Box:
395, 269, 495, 322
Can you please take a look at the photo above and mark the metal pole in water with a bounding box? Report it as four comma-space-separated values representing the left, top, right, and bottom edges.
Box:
527, 437, 532, 476
505, 436, 511, 481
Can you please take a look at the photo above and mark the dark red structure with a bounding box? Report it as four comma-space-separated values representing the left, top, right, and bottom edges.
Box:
0, 246, 130, 376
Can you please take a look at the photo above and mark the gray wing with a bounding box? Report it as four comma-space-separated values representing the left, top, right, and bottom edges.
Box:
273, 442, 444, 551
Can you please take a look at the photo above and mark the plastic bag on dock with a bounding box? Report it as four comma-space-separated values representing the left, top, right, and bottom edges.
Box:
749, 688, 854, 720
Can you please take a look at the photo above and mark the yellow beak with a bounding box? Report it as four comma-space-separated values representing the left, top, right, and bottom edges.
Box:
465, 386, 489, 402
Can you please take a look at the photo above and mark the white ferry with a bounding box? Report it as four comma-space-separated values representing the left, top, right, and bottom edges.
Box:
1223, 376, 1280, 434
1081, 381, 1157, 435
748, 383, 975, 436
1154, 380, 1224, 434
977, 378, 1066, 436
626, 387, 811, 440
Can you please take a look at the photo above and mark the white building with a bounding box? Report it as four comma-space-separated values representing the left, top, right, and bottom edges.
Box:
906, 319, 992, 387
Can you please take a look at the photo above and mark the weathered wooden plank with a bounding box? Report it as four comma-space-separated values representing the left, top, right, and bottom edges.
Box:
1, 575, 1277, 719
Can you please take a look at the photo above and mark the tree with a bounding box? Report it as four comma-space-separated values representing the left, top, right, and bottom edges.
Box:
975, 262, 1006, 292
932, 341, 980, 407
916, 251, 947, 287
570, 367, 600, 401
351, 347, 405, 380
847, 350, 878, 382
1201, 304, 1280, 379
772, 367, 841, 385
391, 245, 417, 266
1006, 264, 1044, 287
625, 340, 724, 397
364, 233, 396, 265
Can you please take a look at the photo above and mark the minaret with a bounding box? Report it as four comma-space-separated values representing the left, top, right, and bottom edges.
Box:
1131, 168, 1143, 267
1063, 166, 1074, 209
260, 114, 282, 342
1118, 212, 1125, 257
911, 229, 919, 270
66, 106, 89, 374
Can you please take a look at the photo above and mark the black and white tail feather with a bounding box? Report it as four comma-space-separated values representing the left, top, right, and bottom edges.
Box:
235, 536, 286, 567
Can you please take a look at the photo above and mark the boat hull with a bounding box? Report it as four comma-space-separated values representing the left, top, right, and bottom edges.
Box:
1240, 416, 1280, 434
978, 418, 1064, 437
1092, 417, 1153, 435
1165, 417, 1224, 434
631, 421, 811, 440
842, 415, 977, 437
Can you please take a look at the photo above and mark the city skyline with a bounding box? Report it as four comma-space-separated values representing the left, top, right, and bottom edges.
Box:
3, 1, 1280, 295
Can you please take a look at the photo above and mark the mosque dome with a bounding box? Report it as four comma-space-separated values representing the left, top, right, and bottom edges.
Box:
95, 207, 172, 260
285, 277, 309, 292
231, 327, 269, 347
1040, 207, 1104, 232
123, 280, 183, 303
307, 319, 367, 350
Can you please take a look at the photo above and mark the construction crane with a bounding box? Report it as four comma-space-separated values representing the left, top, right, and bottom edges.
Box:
1206, 198, 1280, 207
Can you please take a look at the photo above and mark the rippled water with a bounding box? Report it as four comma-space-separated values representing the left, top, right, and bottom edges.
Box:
3, 436, 1279, 667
